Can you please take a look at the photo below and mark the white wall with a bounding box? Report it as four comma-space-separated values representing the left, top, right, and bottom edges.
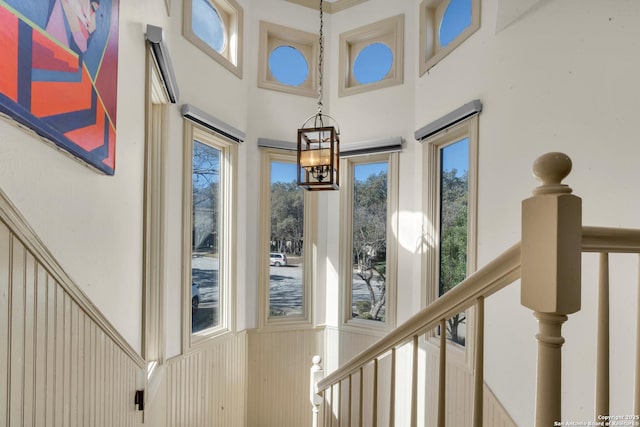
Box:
1, 0, 639, 424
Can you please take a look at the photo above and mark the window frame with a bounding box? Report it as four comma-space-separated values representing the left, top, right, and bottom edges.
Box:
182, 120, 237, 352
142, 49, 169, 381
338, 14, 404, 97
183, 0, 244, 78
258, 149, 317, 330
422, 114, 478, 363
340, 152, 399, 334
257, 21, 319, 98
419, 0, 480, 76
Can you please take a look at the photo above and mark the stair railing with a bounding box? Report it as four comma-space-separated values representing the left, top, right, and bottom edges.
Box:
310, 152, 640, 426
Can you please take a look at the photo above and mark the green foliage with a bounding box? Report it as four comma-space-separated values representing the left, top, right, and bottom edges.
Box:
352, 169, 388, 321
270, 181, 304, 255
439, 169, 468, 345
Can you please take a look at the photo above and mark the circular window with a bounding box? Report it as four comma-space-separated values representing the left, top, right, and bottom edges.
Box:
353, 42, 393, 85
269, 46, 309, 87
192, 0, 226, 53
439, 0, 472, 48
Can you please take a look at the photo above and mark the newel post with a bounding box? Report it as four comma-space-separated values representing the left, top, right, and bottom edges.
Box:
521, 152, 582, 427
310, 355, 324, 427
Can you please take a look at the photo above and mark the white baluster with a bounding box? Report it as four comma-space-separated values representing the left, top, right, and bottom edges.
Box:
521, 152, 582, 427
473, 296, 485, 427
635, 254, 640, 416
311, 355, 324, 427
596, 252, 610, 419
438, 319, 447, 427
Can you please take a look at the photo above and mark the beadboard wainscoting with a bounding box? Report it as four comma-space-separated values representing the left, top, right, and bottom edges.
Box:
0, 191, 145, 427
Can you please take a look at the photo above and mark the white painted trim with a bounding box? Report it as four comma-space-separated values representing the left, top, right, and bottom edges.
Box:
286, 0, 369, 14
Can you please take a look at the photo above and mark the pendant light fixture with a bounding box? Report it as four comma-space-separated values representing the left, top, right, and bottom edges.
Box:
297, 0, 340, 191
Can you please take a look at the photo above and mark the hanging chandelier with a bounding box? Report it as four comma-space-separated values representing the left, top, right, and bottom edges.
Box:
297, 0, 340, 191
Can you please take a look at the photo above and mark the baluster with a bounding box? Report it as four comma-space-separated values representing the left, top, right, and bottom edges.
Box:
348, 374, 353, 427
373, 359, 378, 427
521, 152, 582, 427
438, 319, 447, 427
635, 254, 640, 416
336, 381, 341, 427
359, 366, 364, 427
310, 356, 324, 427
596, 252, 610, 419
390, 348, 396, 427
410, 335, 419, 427
473, 296, 485, 427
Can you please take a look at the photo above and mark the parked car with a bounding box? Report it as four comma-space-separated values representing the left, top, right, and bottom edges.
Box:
192, 282, 200, 314
269, 252, 288, 267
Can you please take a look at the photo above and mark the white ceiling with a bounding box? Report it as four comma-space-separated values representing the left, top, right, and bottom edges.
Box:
286, 0, 369, 13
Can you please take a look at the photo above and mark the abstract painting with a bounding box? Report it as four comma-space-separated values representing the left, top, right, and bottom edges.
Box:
0, 0, 119, 175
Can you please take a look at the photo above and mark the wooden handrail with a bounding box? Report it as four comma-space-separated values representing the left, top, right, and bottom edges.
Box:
317, 242, 522, 391
316, 226, 640, 393
582, 226, 640, 253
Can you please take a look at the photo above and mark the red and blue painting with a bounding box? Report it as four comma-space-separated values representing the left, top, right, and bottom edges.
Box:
0, 0, 119, 175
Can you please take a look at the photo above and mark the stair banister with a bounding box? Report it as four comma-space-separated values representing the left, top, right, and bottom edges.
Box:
521, 152, 582, 427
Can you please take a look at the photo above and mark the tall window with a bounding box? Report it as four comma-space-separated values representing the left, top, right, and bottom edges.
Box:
341, 153, 398, 331
183, 0, 243, 77
423, 115, 478, 348
183, 121, 236, 349
419, 0, 480, 75
259, 150, 315, 328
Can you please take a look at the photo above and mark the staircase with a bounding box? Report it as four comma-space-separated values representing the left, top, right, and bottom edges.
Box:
311, 152, 640, 427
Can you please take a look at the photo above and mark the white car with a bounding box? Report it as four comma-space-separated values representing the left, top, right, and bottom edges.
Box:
269, 252, 288, 267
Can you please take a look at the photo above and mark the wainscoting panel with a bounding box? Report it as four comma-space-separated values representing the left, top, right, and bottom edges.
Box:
247, 328, 324, 427
423, 342, 517, 427
166, 332, 247, 427
0, 193, 145, 427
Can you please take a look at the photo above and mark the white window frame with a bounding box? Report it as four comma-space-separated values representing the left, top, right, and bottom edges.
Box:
340, 152, 399, 334
422, 114, 478, 365
338, 14, 404, 97
183, 0, 244, 78
419, 0, 480, 75
143, 49, 169, 381
258, 149, 317, 330
257, 21, 319, 98
182, 120, 237, 352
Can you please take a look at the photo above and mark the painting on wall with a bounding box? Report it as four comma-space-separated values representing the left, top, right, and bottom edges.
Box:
0, 0, 119, 175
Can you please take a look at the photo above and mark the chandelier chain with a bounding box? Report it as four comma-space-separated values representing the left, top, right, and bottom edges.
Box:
317, 0, 324, 116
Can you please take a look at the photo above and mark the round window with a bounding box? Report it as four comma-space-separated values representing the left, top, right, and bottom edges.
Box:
439, 0, 472, 48
353, 42, 393, 85
269, 46, 309, 87
192, 0, 226, 53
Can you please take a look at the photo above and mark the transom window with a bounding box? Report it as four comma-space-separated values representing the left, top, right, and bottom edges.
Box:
341, 152, 399, 332
353, 42, 393, 85
192, 0, 226, 53
268, 46, 309, 87
419, 0, 480, 75
339, 15, 404, 97
258, 21, 319, 97
183, 0, 243, 78
259, 149, 316, 328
